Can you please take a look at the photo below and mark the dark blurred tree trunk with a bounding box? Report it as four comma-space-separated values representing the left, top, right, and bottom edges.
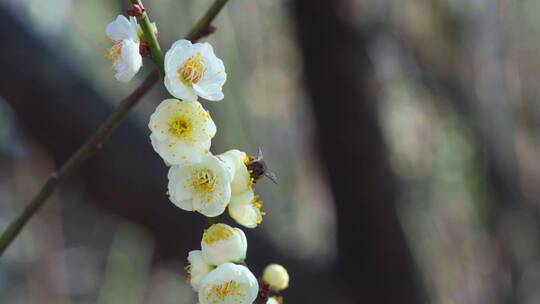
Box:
291, 1, 424, 303
389, 4, 532, 301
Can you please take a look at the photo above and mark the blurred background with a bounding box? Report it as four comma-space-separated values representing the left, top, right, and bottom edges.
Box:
0, 0, 539, 303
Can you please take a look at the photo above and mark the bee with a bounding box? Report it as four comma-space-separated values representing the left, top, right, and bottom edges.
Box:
246, 147, 278, 184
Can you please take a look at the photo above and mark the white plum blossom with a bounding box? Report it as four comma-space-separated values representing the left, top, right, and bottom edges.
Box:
149, 99, 216, 164
187, 250, 214, 291
201, 223, 247, 265
167, 155, 232, 217
219, 150, 264, 228
164, 39, 226, 101
263, 264, 289, 291
198, 263, 258, 304
106, 15, 142, 82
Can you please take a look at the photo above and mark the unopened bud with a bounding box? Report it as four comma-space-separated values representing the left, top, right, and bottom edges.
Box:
263, 264, 289, 291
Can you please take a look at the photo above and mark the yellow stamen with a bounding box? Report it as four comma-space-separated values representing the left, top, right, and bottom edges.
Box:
179, 52, 205, 85
169, 116, 192, 139
193, 169, 217, 193
252, 195, 265, 225
213, 281, 241, 299
106, 42, 123, 66
203, 224, 234, 244
244, 155, 256, 187
184, 265, 192, 283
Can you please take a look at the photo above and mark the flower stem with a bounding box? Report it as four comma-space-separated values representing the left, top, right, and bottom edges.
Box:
130, 0, 165, 74
0, 0, 230, 258
208, 216, 221, 225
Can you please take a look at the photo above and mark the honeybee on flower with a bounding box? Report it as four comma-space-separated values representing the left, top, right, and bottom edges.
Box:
105, 15, 143, 82
164, 39, 227, 101
218, 148, 276, 228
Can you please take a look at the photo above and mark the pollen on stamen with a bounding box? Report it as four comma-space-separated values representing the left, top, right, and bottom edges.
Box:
203, 224, 235, 244
179, 52, 205, 86
212, 280, 241, 300
252, 195, 265, 224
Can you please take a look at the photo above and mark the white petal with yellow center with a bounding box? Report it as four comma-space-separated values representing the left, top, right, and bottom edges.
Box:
149, 99, 216, 164
167, 155, 232, 217
201, 223, 247, 265
164, 39, 226, 101
105, 15, 142, 82
198, 263, 258, 304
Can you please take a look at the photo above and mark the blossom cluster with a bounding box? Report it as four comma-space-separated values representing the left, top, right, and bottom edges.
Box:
106, 11, 289, 304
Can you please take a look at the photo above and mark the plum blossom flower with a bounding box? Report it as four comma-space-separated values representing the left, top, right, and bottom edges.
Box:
149, 99, 216, 164
105, 15, 142, 82
167, 155, 232, 217
263, 264, 289, 291
198, 263, 258, 304
186, 250, 214, 291
164, 39, 226, 101
201, 223, 247, 265
219, 150, 264, 228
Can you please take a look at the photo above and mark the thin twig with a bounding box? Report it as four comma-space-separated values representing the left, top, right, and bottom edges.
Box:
131, 0, 165, 74
0, 70, 160, 255
186, 0, 229, 41
0, 0, 229, 257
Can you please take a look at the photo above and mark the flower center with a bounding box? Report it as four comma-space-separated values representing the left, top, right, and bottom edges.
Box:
179, 52, 205, 85
106, 42, 123, 65
213, 281, 241, 300
169, 116, 191, 139
203, 224, 234, 244
193, 169, 217, 193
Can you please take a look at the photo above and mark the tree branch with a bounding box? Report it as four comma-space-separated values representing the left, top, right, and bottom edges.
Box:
0, 0, 229, 257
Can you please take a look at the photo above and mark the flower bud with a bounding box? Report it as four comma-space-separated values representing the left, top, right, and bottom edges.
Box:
263, 264, 289, 291
201, 223, 247, 265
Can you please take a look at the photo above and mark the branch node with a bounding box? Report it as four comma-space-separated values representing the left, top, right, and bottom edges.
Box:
202, 25, 217, 38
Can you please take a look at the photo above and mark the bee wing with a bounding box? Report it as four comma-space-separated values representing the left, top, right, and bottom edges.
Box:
265, 171, 278, 184
257, 146, 264, 161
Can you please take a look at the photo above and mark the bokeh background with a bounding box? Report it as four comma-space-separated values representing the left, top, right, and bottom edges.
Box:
1, 0, 540, 303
